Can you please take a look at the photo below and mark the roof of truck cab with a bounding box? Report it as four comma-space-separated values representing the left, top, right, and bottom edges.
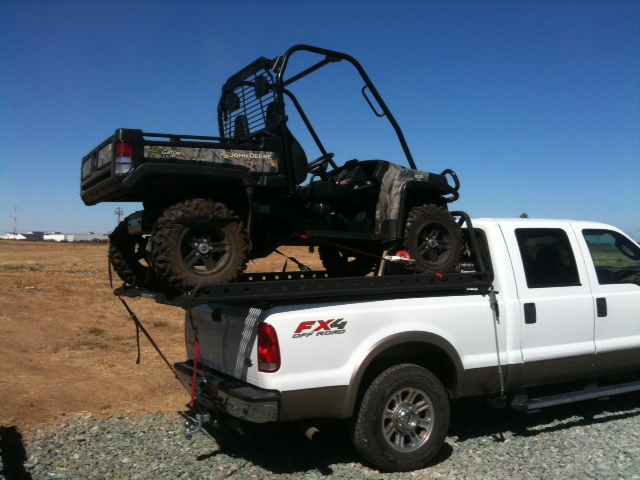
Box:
470, 218, 621, 231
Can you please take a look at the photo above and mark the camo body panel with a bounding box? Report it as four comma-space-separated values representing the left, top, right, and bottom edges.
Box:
376, 164, 435, 233
143, 146, 279, 173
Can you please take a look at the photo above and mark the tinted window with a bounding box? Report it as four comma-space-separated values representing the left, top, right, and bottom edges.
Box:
515, 228, 580, 288
583, 229, 640, 286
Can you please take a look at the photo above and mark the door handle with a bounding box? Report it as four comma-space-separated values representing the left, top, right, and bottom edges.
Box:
524, 303, 536, 324
596, 297, 607, 317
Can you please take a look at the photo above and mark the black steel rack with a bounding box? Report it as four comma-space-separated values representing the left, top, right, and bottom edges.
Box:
114, 269, 492, 309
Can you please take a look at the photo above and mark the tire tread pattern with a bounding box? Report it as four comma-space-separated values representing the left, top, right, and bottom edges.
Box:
151, 198, 248, 291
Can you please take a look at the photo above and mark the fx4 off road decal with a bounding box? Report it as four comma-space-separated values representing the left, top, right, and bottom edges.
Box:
292, 319, 347, 338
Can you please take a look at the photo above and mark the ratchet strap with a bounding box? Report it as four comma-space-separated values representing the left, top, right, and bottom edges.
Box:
117, 296, 184, 386
293, 232, 444, 279
274, 249, 311, 271
190, 340, 201, 407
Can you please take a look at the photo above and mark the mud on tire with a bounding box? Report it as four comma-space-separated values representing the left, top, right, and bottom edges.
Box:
403, 204, 463, 273
150, 199, 248, 292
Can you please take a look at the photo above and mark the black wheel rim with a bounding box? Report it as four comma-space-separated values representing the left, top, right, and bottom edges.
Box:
178, 225, 230, 275
416, 223, 454, 266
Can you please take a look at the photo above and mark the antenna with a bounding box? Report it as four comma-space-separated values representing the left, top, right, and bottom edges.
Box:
115, 207, 124, 224
14, 206, 17, 236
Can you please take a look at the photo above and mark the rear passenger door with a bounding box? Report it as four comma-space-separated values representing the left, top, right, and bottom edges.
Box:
580, 228, 640, 375
502, 224, 595, 386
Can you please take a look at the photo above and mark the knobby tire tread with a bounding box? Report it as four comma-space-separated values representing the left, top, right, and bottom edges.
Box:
151, 199, 248, 291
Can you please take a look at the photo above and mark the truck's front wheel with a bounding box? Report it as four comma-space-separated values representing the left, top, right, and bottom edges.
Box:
151, 199, 248, 291
351, 363, 450, 472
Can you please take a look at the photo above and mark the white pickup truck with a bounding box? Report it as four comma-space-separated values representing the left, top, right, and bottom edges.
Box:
120, 218, 640, 472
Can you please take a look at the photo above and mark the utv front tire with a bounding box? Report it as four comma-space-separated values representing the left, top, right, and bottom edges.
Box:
151, 199, 248, 291
351, 364, 450, 472
403, 205, 462, 273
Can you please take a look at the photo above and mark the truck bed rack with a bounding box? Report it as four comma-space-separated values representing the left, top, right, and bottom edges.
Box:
114, 270, 493, 309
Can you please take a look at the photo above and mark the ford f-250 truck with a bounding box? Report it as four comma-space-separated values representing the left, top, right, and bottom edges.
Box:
118, 218, 640, 472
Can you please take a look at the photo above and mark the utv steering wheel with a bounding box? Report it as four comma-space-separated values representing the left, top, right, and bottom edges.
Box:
307, 153, 336, 176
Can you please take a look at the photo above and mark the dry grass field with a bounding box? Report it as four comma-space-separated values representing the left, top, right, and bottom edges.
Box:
0, 240, 322, 428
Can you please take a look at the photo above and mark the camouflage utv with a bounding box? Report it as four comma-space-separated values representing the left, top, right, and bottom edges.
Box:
81, 45, 463, 292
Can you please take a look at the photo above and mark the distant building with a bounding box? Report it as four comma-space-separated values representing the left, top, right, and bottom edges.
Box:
2, 232, 108, 242
43, 233, 66, 242
1, 233, 27, 240
59, 233, 109, 242
22, 231, 45, 241
43, 233, 109, 242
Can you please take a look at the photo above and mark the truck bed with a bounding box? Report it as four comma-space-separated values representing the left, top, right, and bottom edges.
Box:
114, 269, 493, 308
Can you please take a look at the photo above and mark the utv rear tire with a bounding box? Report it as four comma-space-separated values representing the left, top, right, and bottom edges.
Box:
403, 205, 462, 273
351, 363, 450, 472
151, 199, 248, 291
108, 215, 157, 288
318, 245, 381, 277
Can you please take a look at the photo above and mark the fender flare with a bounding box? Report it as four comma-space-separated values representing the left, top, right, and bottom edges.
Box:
342, 331, 464, 418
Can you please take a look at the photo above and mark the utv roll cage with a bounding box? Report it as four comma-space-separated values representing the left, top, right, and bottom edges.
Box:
217, 44, 421, 190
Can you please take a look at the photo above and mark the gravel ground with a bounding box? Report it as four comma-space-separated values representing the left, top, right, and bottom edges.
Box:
2, 391, 639, 480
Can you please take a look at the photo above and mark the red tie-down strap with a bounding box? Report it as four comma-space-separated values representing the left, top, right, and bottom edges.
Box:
293, 233, 445, 279
189, 340, 201, 408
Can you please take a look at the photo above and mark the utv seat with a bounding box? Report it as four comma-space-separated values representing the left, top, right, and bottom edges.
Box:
264, 102, 308, 185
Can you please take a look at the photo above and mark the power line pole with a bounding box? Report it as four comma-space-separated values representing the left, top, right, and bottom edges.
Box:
115, 207, 124, 224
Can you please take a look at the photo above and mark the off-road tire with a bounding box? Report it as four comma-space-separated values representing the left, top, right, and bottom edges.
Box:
108, 214, 158, 288
151, 199, 248, 291
351, 363, 450, 472
403, 205, 463, 273
318, 245, 381, 277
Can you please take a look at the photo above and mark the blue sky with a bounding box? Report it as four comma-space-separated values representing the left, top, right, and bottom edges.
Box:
1, 0, 638, 239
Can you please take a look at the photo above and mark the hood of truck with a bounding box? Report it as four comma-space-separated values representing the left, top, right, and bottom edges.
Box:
185, 303, 263, 384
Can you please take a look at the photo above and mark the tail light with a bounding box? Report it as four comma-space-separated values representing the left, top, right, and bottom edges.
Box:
114, 142, 134, 174
258, 323, 280, 372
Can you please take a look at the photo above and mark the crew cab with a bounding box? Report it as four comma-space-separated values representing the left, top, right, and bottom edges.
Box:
142, 218, 640, 472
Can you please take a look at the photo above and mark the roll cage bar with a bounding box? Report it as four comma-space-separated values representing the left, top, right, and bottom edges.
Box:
218, 44, 418, 171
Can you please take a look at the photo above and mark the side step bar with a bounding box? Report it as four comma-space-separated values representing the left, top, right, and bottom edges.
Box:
511, 380, 640, 412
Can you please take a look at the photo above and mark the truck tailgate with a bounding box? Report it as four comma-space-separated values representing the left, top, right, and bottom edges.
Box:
185, 304, 262, 384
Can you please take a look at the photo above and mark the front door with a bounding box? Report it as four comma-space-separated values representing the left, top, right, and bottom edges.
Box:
580, 228, 640, 375
502, 224, 595, 386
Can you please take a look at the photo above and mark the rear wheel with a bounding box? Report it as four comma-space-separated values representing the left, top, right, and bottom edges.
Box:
108, 214, 158, 288
151, 199, 248, 291
403, 205, 462, 273
351, 363, 450, 472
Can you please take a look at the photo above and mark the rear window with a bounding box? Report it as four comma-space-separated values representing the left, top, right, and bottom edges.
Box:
515, 228, 580, 288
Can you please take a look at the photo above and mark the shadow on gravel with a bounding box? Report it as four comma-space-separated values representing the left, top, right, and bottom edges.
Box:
175, 391, 639, 475
181, 409, 455, 475
200, 420, 361, 475
449, 390, 640, 443
0, 426, 33, 480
